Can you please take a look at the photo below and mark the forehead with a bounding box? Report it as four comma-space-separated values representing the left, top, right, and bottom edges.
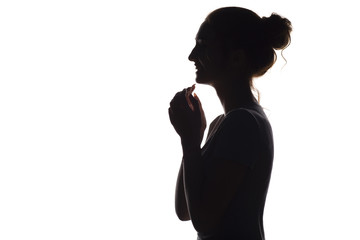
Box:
195, 22, 216, 42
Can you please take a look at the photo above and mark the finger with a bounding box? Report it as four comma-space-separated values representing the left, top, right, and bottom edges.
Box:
171, 90, 187, 108
185, 90, 194, 111
175, 89, 186, 99
186, 84, 195, 94
186, 85, 196, 111
193, 93, 203, 107
193, 93, 200, 102
189, 94, 200, 112
171, 89, 186, 102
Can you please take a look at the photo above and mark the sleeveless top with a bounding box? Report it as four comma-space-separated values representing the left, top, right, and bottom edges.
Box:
197, 101, 274, 240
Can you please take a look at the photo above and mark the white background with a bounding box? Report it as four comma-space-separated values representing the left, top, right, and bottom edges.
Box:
1, 0, 359, 239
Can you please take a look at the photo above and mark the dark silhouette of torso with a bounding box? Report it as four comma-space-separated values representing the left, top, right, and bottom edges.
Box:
198, 101, 274, 240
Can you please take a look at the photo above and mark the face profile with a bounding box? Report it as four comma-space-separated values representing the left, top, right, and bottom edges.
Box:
188, 22, 227, 86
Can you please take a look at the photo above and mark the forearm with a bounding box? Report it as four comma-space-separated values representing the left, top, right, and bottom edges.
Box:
181, 140, 205, 230
175, 160, 190, 221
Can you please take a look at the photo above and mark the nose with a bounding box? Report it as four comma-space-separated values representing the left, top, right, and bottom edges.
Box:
188, 46, 196, 62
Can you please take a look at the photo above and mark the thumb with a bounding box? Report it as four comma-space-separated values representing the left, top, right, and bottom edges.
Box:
189, 93, 201, 111
193, 93, 201, 104
194, 93, 203, 108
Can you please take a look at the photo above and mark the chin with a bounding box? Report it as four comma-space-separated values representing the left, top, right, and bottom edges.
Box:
195, 78, 213, 86
195, 73, 211, 84
195, 78, 207, 84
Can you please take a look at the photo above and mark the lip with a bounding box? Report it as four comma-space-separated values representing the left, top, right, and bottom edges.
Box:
195, 63, 201, 71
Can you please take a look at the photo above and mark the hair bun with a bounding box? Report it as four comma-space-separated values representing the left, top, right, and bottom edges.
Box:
262, 13, 292, 50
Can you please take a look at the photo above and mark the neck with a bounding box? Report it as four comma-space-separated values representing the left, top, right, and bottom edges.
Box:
213, 78, 256, 114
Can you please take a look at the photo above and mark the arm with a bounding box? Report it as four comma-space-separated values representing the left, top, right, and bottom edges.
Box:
181, 138, 249, 234
175, 113, 220, 221
169, 87, 204, 223
169, 89, 256, 233
175, 160, 190, 221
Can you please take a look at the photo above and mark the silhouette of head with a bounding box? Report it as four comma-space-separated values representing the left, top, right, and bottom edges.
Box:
189, 7, 292, 87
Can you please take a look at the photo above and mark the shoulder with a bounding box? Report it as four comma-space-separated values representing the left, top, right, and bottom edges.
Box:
207, 114, 225, 135
222, 108, 260, 132
211, 109, 263, 168
209, 114, 224, 128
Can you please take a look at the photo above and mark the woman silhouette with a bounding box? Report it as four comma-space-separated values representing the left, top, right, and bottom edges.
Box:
168, 7, 292, 240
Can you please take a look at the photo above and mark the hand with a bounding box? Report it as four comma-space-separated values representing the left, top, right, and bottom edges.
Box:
168, 85, 206, 145
185, 85, 207, 142
194, 92, 207, 143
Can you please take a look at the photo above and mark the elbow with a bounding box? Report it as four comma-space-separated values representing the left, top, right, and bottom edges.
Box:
191, 218, 208, 234
190, 213, 218, 234
175, 207, 191, 221
178, 215, 191, 221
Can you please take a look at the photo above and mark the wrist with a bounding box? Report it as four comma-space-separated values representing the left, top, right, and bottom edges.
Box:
181, 137, 201, 156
